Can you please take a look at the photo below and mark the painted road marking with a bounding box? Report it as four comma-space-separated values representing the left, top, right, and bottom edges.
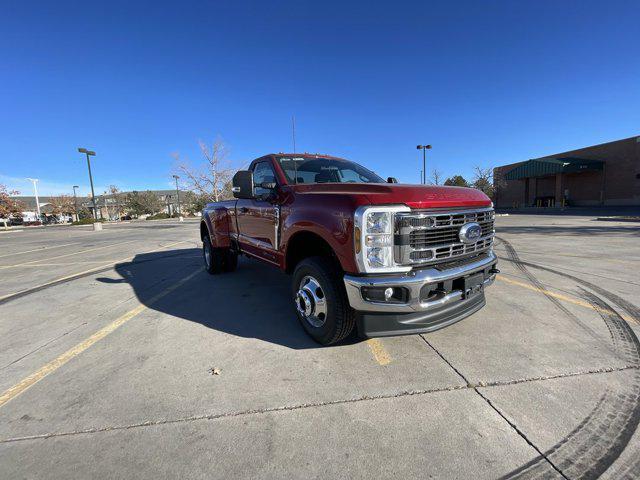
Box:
1, 240, 139, 268
0, 242, 81, 259
496, 275, 636, 324
366, 339, 392, 365
363, 275, 638, 366
0, 255, 202, 269
0, 268, 202, 409
0, 241, 189, 303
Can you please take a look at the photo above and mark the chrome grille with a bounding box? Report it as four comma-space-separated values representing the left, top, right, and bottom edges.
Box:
394, 208, 495, 265
409, 219, 494, 249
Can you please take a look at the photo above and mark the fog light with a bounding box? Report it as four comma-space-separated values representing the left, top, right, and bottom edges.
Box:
361, 286, 409, 304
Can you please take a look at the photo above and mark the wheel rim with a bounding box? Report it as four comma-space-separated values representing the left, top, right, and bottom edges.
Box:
203, 241, 211, 268
295, 275, 327, 328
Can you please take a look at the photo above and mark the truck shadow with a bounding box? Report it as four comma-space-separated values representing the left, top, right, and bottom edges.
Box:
97, 248, 357, 349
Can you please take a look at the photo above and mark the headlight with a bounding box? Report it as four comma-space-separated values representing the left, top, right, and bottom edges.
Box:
354, 205, 411, 273
365, 234, 392, 247
366, 212, 390, 234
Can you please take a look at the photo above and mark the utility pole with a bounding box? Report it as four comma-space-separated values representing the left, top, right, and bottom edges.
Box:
172, 175, 181, 216
416, 145, 432, 185
78, 148, 98, 220
26, 178, 41, 221
72, 185, 79, 221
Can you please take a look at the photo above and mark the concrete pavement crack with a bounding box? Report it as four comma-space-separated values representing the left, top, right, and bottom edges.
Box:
418, 334, 471, 384
0, 322, 88, 371
419, 334, 570, 479
1, 361, 636, 445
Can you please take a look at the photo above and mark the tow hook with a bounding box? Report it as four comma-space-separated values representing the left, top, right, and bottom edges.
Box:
489, 268, 500, 275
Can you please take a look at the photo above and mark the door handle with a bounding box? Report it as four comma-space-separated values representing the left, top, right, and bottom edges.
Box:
239, 207, 249, 213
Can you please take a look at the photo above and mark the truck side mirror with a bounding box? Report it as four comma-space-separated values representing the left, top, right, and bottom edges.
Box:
387, 177, 398, 184
232, 170, 255, 199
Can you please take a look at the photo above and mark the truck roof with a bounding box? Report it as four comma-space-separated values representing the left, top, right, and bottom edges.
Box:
268, 153, 348, 161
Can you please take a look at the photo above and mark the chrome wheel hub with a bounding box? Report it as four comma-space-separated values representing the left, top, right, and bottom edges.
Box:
203, 241, 211, 268
295, 275, 327, 328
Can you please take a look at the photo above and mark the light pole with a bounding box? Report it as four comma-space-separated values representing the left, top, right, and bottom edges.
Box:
416, 145, 432, 185
72, 185, 79, 221
172, 175, 181, 216
26, 178, 41, 221
78, 148, 98, 220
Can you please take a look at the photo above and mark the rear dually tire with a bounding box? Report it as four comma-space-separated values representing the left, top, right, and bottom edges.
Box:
203, 236, 238, 274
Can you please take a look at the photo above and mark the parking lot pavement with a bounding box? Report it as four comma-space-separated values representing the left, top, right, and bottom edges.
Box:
0, 215, 639, 479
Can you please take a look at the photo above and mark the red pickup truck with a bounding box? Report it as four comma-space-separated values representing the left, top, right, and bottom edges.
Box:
200, 153, 498, 345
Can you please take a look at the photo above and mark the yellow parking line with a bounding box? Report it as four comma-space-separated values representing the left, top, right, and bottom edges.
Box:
0, 241, 188, 302
366, 338, 392, 365
0, 268, 201, 409
2, 240, 139, 268
496, 275, 636, 323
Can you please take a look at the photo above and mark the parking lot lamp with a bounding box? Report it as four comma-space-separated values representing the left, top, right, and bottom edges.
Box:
172, 175, 181, 216
26, 178, 41, 220
78, 148, 97, 220
416, 145, 432, 185
72, 185, 79, 221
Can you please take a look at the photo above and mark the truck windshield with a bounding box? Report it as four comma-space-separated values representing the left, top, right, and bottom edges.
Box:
277, 156, 385, 184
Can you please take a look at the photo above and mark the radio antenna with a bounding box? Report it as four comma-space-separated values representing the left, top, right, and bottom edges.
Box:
292, 115, 298, 184
292, 115, 296, 153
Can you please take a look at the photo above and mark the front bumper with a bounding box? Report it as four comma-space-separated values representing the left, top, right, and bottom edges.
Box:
343, 252, 498, 337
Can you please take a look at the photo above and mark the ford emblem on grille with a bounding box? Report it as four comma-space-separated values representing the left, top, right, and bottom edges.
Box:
459, 222, 482, 244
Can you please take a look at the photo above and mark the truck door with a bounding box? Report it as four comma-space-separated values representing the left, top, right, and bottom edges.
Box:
235, 160, 280, 264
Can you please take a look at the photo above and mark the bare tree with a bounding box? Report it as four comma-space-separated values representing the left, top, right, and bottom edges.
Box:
429, 168, 443, 186
492, 167, 507, 204
173, 138, 235, 203
104, 185, 124, 220
471, 166, 495, 197
49, 195, 75, 217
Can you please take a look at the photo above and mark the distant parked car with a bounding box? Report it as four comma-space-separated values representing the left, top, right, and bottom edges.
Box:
120, 215, 132, 221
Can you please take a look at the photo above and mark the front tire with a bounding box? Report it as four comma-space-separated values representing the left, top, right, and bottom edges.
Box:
291, 257, 355, 345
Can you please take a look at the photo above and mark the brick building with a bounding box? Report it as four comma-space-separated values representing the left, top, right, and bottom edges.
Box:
493, 135, 640, 208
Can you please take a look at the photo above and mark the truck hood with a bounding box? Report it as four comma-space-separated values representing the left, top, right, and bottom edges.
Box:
290, 183, 491, 209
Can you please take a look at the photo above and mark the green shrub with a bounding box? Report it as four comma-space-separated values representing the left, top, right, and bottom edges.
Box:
72, 217, 105, 225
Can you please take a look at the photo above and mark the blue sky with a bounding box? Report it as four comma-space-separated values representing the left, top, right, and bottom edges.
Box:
1, 0, 639, 196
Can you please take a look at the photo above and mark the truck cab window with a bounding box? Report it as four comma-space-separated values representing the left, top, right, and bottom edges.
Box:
277, 156, 384, 184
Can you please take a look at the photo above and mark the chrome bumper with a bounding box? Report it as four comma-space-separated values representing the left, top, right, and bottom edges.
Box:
343, 251, 498, 313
